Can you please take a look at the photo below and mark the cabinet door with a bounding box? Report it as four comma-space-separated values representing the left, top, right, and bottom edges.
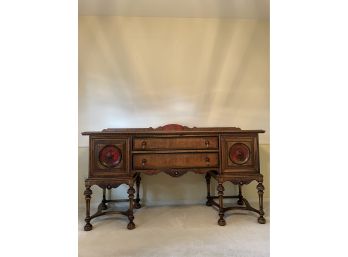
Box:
221, 135, 260, 174
89, 137, 129, 177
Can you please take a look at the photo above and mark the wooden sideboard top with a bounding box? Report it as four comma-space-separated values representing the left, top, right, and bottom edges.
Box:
82, 124, 265, 136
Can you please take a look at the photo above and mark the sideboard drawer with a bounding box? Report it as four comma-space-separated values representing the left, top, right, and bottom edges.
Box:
133, 137, 218, 150
133, 153, 219, 170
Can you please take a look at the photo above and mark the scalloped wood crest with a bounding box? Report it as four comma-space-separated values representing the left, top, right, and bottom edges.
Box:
154, 124, 192, 131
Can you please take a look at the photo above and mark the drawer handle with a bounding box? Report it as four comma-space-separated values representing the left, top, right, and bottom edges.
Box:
141, 141, 147, 149
205, 140, 210, 148
205, 157, 210, 166
141, 159, 147, 167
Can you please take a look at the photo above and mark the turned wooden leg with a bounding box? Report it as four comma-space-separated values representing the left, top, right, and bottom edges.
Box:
257, 182, 266, 224
127, 181, 136, 230
217, 182, 226, 226
84, 185, 93, 231
101, 188, 108, 210
205, 173, 213, 206
237, 183, 244, 205
134, 174, 141, 209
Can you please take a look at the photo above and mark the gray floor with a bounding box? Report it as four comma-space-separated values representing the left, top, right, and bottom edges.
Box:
79, 201, 269, 257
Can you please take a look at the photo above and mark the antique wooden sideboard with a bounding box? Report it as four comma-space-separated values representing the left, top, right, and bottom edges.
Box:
82, 124, 266, 231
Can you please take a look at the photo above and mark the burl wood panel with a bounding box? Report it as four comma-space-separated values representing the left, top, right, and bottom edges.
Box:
133, 136, 218, 150
133, 153, 219, 170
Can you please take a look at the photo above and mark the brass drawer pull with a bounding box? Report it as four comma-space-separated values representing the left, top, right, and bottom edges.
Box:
205, 157, 210, 166
205, 140, 210, 148
141, 159, 147, 167
141, 141, 147, 149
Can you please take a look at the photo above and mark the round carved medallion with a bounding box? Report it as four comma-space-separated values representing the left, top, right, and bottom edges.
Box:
229, 143, 250, 165
99, 145, 122, 168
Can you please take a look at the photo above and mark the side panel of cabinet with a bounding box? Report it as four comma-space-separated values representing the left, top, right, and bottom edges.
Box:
89, 136, 130, 177
220, 134, 260, 174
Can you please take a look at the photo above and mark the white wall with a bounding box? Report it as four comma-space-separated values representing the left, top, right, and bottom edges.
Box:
78, 16, 269, 206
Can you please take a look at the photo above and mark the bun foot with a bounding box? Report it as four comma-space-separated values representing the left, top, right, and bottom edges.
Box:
134, 203, 141, 209
258, 216, 266, 224
101, 204, 108, 210
218, 218, 226, 226
237, 199, 244, 205
127, 222, 136, 230
84, 223, 93, 231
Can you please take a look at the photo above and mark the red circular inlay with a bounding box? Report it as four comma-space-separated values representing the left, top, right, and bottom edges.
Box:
229, 143, 250, 165
99, 145, 122, 168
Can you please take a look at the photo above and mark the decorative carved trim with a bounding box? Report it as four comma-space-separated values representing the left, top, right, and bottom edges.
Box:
98, 145, 122, 168
138, 169, 219, 176
164, 169, 188, 177
229, 143, 251, 165
154, 124, 191, 131
96, 183, 121, 189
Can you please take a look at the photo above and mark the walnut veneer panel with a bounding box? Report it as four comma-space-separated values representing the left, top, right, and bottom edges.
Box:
133, 136, 218, 150
133, 153, 219, 170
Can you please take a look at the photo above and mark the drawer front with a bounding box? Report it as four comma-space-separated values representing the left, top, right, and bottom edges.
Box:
133, 137, 218, 150
133, 153, 219, 170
